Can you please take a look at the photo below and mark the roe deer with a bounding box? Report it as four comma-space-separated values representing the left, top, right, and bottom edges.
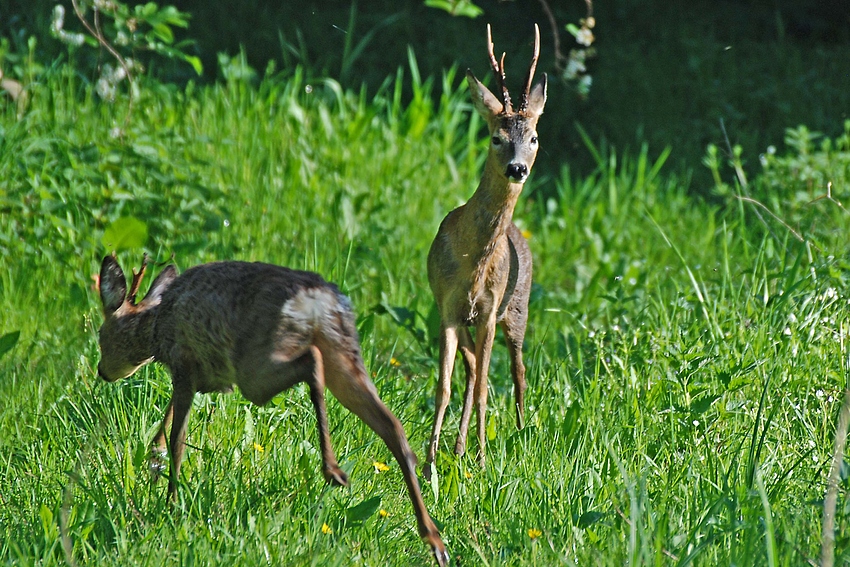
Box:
425, 24, 546, 475
96, 255, 448, 566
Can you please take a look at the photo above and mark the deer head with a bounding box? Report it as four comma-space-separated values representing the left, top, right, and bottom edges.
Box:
466, 23, 547, 184
96, 254, 177, 382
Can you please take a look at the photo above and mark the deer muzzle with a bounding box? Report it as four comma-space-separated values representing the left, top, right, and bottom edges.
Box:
97, 363, 114, 382
505, 162, 528, 182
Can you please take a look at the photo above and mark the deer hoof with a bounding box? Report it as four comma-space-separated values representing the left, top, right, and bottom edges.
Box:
453, 438, 466, 457
423, 462, 435, 482
325, 466, 349, 487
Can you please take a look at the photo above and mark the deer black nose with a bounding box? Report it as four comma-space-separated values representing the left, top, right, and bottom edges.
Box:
505, 163, 528, 181
97, 364, 109, 381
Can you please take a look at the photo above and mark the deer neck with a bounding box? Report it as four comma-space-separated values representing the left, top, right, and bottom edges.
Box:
461, 159, 522, 257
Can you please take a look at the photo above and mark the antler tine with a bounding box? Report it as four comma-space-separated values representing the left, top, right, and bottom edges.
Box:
519, 23, 541, 112
128, 253, 149, 304
485, 23, 512, 112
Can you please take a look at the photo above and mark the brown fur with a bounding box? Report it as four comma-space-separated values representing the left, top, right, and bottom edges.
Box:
96, 255, 448, 566
425, 25, 547, 475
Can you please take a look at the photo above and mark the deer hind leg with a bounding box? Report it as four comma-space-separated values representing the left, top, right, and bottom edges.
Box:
454, 326, 477, 456
243, 345, 348, 487
322, 348, 447, 564
425, 324, 459, 477
303, 345, 348, 487
500, 312, 528, 430
473, 319, 497, 468
150, 399, 174, 480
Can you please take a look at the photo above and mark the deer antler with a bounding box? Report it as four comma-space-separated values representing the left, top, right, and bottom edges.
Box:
518, 24, 541, 112
486, 24, 512, 113
128, 253, 149, 304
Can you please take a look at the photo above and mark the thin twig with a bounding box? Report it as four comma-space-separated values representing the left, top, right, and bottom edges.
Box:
537, 0, 565, 71
71, 0, 135, 127
719, 118, 802, 249
70, 0, 132, 80
733, 196, 806, 243
808, 181, 849, 215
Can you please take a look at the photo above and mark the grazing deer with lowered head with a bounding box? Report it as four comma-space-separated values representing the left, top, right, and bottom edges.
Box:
425, 24, 546, 475
96, 255, 448, 566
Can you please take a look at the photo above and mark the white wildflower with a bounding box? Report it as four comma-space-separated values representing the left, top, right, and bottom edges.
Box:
576, 27, 595, 47
51, 5, 85, 47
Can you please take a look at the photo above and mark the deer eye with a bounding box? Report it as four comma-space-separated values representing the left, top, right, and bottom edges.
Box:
531, 136, 538, 145
491, 136, 502, 146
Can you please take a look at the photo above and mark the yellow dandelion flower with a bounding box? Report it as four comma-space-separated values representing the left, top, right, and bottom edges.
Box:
521, 229, 532, 240
322, 523, 333, 535
464, 470, 473, 479
373, 461, 390, 473
527, 528, 542, 539
253, 442, 264, 453
390, 357, 401, 367
379, 509, 389, 518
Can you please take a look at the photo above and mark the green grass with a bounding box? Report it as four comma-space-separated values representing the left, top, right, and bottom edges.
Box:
2, 64, 850, 566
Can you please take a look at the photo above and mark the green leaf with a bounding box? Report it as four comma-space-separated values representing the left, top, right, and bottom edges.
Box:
372, 296, 426, 344
486, 413, 497, 441
0, 331, 20, 360
345, 495, 382, 523
138, 2, 157, 18
152, 23, 174, 44
690, 393, 721, 415
183, 55, 204, 76
39, 504, 53, 535
102, 216, 149, 251
424, 0, 482, 18
429, 464, 439, 502
452, 1, 483, 18
578, 510, 604, 529
424, 0, 454, 12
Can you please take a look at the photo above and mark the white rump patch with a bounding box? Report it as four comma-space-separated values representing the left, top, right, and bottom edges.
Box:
280, 287, 341, 334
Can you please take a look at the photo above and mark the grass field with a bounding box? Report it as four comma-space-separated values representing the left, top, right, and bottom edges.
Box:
2, 62, 850, 566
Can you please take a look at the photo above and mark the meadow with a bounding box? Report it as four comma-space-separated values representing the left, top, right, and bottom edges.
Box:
2, 52, 850, 566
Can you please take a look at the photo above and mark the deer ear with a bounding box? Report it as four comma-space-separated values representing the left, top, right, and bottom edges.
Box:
524, 73, 547, 118
467, 70, 503, 120
99, 255, 127, 314
141, 265, 177, 306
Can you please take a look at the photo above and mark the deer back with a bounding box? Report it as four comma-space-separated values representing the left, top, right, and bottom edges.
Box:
151, 262, 349, 397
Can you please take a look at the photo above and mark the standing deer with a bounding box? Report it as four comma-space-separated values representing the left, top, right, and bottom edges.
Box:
96, 255, 448, 566
425, 24, 546, 475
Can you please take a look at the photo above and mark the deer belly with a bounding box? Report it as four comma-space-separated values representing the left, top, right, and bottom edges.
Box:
182, 348, 238, 394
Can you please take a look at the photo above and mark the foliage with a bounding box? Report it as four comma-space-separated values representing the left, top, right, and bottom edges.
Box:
50, 0, 202, 101
424, 0, 598, 97
0, 74, 227, 264
705, 120, 850, 252
3, 0, 850, 191
758, 121, 850, 204
424, 0, 483, 19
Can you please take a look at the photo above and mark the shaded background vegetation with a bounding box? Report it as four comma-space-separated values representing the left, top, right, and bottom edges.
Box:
2, 0, 850, 190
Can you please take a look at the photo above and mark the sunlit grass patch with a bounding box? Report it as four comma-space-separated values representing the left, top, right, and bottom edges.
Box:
2, 65, 850, 566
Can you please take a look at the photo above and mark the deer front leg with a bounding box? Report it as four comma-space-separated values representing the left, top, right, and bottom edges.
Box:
454, 326, 477, 456
473, 318, 497, 468
167, 384, 194, 502
150, 399, 174, 480
305, 345, 348, 487
425, 324, 459, 479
